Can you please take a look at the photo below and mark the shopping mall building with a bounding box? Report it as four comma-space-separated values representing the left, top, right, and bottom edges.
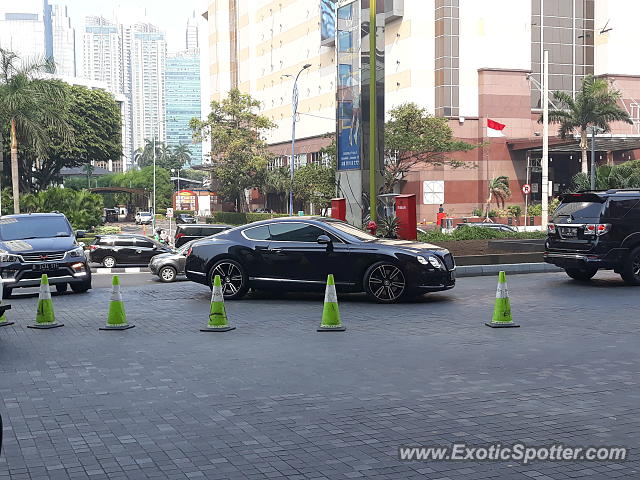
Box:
204, 0, 640, 221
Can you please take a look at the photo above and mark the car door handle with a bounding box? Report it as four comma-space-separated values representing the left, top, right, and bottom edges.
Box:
136, 249, 142, 254
269, 248, 286, 255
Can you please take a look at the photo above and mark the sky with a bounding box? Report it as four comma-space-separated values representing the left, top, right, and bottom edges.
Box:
56, 0, 209, 52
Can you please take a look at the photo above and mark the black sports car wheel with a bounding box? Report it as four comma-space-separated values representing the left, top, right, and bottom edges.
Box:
364, 262, 407, 303
208, 259, 248, 300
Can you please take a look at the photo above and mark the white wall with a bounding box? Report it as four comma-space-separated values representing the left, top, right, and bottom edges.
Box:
458, 0, 531, 118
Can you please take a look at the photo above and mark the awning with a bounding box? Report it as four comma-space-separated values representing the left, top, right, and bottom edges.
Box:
508, 134, 640, 153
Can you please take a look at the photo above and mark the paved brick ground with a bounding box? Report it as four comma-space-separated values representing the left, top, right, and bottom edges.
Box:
0, 271, 638, 479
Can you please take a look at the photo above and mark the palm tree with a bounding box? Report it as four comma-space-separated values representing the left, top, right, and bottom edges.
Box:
135, 139, 160, 168
485, 175, 511, 220
572, 163, 640, 191
545, 75, 632, 175
172, 144, 192, 168
0, 48, 68, 212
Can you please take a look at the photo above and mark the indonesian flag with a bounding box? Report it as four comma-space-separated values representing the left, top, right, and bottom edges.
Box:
487, 119, 506, 137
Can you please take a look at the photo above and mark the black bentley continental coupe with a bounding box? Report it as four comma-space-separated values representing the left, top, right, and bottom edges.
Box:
184, 217, 456, 303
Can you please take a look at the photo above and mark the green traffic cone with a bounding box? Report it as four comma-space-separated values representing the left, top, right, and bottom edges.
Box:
485, 271, 519, 328
100, 275, 134, 330
28, 274, 63, 329
0, 281, 13, 327
317, 274, 345, 332
201, 275, 235, 332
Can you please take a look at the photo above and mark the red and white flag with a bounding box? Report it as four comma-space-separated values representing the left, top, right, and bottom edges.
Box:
487, 119, 506, 137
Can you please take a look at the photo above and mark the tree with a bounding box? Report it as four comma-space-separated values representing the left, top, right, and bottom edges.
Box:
191, 88, 275, 211
383, 102, 477, 193
20, 188, 103, 229
571, 160, 640, 191
98, 166, 173, 209
485, 176, 511, 219
135, 139, 159, 168
545, 74, 632, 175
0, 48, 69, 212
172, 144, 192, 168
294, 162, 336, 212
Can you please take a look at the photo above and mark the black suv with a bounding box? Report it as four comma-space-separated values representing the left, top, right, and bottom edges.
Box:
174, 224, 231, 247
0, 213, 91, 297
545, 189, 640, 284
89, 234, 172, 267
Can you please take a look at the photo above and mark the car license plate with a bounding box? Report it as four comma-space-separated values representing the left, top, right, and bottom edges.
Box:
559, 227, 577, 238
34, 263, 59, 271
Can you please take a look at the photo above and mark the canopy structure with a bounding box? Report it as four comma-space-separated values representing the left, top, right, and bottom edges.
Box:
509, 134, 640, 154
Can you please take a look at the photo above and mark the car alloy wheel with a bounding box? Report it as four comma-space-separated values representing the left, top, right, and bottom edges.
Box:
159, 266, 177, 283
102, 256, 116, 268
364, 262, 406, 303
209, 259, 248, 300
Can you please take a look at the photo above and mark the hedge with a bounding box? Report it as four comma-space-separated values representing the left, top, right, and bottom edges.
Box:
418, 226, 547, 243
173, 210, 196, 216
205, 211, 290, 225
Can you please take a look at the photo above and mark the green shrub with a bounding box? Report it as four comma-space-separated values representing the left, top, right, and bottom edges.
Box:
471, 208, 483, 217
418, 225, 547, 243
205, 211, 290, 225
527, 204, 542, 216
94, 226, 121, 235
487, 209, 498, 218
507, 205, 522, 217
174, 210, 196, 216
20, 188, 103, 230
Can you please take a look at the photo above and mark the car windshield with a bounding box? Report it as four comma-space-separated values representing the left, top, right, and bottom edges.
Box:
554, 201, 604, 220
139, 212, 151, 217
327, 221, 377, 241
0, 216, 72, 241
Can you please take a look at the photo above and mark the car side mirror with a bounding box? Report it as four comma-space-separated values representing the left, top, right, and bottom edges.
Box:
75, 230, 86, 238
317, 235, 332, 245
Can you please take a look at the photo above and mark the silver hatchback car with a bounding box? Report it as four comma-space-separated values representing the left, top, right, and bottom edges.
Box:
149, 240, 196, 282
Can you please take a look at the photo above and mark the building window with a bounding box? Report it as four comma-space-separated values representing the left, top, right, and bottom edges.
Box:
434, 0, 459, 117
531, 0, 594, 108
423, 180, 445, 205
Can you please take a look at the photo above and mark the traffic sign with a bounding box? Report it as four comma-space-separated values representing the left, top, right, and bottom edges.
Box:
166, 208, 174, 218
522, 184, 531, 195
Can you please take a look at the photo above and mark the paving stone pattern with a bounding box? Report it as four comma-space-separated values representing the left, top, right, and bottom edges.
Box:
0, 272, 638, 479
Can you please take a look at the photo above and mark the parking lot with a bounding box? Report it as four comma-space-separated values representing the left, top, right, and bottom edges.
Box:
1, 271, 639, 479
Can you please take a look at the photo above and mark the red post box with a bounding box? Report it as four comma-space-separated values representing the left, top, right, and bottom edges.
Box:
436, 212, 447, 227
395, 194, 417, 240
331, 198, 346, 221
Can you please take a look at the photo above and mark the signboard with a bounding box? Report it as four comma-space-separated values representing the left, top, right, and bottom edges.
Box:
166, 208, 174, 218
337, 101, 361, 170
175, 190, 197, 211
320, 0, 336, 46
522, 184, 531, 195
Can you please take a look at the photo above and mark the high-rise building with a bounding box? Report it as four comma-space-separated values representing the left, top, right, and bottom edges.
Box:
82, 16, 166, 171
204, 0, 640, 220
0, 0, 47, 60
46, 2, 76, 77
186, 12, 199, 50
0, 1, 76, 77
129, 23, 167, 153
166, 51, 202, 166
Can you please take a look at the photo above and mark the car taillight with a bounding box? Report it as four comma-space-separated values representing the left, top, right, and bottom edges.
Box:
583, 223, 610, 236
547, 223, 556, 234
175, 233, 185, 239
185, 248, 192, 257
89, 245, 99, 251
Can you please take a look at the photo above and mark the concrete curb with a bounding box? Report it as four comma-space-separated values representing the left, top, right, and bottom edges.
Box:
92, 267, 151, 275
456, 263, 563, 277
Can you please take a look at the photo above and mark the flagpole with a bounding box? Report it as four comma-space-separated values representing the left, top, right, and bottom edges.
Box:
541, 50, 549, 231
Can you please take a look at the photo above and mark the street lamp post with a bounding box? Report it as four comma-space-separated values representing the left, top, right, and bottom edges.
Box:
152, 135, 157, 235
589, 126, 604, 190
287, 64, 311, 215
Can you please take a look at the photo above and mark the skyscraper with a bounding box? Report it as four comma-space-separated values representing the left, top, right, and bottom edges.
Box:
186, 12, 199, 51
46, 2, 76, 77
129, 23, 167, 152
0, 0, 47, 60
166, 51, 202, 166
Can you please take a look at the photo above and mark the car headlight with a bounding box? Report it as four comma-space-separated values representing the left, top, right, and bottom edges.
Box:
0, 251, 20, 262
67, 247, 85, 258
418, 255, 443, 269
